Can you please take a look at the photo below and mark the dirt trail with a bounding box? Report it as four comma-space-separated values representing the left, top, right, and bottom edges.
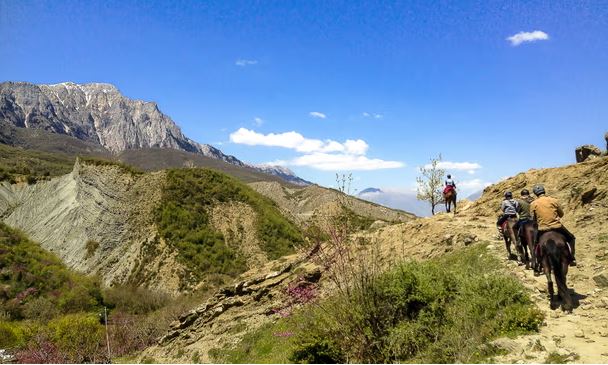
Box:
391, 198, 608, 363
458, 214, 608, 363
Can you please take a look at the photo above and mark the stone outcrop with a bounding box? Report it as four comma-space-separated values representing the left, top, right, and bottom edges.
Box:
575, 144, 603, 163
605, 131, 608, 152
143, 256, 322, 362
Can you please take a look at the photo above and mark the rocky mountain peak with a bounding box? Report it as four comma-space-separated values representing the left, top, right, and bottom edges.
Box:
0, 81, 240, 165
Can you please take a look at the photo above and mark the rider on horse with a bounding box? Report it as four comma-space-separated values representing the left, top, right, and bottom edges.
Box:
444, 174, 456, 194
531, 184, 577, 266
515, 189, 534, 233
497, 191, 520, 232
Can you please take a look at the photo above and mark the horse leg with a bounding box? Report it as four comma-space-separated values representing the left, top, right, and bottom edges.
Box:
526, 229, 537, 273
558, 258, 573, 312
504, 235, 512, 260
518, 229, 530, 269
543, 256, 555, 307
453, 197, 457, 214
509, 225, 524, 264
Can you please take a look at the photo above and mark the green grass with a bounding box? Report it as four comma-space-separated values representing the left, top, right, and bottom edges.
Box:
0, 144, 76, 183
213, 244, 543, 364
156, 168, 303, 284
210, 321, 297, 364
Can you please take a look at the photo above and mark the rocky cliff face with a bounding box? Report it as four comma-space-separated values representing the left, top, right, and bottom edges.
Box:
0, 82, 241, 165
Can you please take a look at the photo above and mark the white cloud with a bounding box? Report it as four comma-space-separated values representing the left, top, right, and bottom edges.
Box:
424, 161, 482, 173
253, 117, 263, 126
506, 30, 549, 46
309, 111, 327, 119
235, 59, 258, 66
231, 127, 403, 171
344, 139, 368, 155
362, 112, 383, 119
457, 179, 493, 197
276, 153, 404, 171
230, 128, 370, 155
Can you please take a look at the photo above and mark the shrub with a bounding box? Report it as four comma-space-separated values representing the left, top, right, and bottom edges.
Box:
289, 245, 544, 363
0, 321, 25, 349
496, 303, 544, 336
85, 240, 99, 259
102, 285, 170, 315
0, 223, 102, 320
79, 157, 143, 175
22, 296, 60, 321
47, 313, 107, 363
289, 336, 344, 364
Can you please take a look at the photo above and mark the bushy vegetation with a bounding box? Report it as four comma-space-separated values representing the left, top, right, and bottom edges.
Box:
156, 168, 303, 281
79, 157, 143, 175
0, 223, 102, 320
102, 285, 170, 315
0, 222, 211, 363
213, 245, 543, 364
0, 144, 75, 183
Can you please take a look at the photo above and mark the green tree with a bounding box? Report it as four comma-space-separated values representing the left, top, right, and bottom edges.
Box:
416, 154, 445, 215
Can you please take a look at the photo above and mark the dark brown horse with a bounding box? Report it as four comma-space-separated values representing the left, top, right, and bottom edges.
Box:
539, 231, 574, 312
500, 217, 525, 264
518, 220, 538, 272
443, 189, 457, 213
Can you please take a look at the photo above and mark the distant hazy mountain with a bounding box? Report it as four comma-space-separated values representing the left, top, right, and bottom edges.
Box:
357, 187, 442, 217
467, 190, 484, 201
359, 187, 383, 194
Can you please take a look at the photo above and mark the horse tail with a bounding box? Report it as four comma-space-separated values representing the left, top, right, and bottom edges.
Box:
546, 238, 573, 310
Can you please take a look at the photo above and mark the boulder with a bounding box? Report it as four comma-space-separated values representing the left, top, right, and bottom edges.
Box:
605, 131, 608, 151
593, 271, 608, 288
575, 145, 603, 163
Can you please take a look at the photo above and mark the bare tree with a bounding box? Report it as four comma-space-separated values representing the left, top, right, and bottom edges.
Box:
416, 154, 445, 215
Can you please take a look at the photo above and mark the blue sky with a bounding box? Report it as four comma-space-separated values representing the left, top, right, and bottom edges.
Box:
1, 1, 607, 196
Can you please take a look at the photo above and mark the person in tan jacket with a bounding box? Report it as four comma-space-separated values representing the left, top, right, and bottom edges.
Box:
531, 184, 577, 266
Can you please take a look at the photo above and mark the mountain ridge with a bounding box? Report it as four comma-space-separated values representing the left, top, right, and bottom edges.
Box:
0, 81, 315, 185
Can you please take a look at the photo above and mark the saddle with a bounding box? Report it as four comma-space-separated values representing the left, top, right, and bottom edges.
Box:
535, 231, 573, 260
443, 185, 455, 195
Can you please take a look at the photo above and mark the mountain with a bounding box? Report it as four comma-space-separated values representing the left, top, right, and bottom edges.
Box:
253, 164, 312, 186
357, 187, 439, 217
358, 187, 383, 194
0, 81, 241, 162
0, 81, 316, 185
467, 190, 483, 201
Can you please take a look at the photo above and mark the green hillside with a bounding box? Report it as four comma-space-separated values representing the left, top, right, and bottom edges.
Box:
156, 168, 304, 284
0, 222, 102, 321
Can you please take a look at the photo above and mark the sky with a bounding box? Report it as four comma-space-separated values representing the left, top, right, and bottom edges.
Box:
1, 0, 607, 197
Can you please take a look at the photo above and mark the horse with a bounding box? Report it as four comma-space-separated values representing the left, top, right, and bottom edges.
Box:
443, 188, 457, 213
518, 220, 538, 272
539, 231, 574, 312
500, 216, 525, 264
